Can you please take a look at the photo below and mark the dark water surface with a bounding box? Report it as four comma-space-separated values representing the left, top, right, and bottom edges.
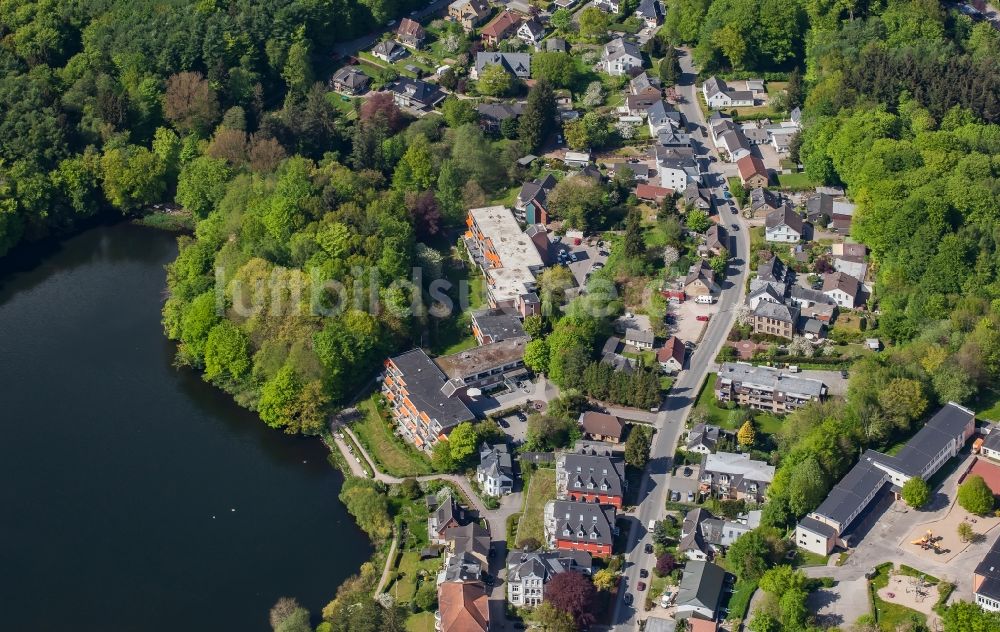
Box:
0, 224, 371, 630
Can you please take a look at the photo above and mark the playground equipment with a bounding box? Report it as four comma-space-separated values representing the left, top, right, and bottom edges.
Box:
910, 530, 945, 553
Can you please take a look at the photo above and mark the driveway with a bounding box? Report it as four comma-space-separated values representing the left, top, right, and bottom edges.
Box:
466, 376, 561, 417
805, 576, 870, 629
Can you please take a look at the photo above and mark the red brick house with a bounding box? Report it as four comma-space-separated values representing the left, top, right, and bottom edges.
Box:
545, 500, 616, 558
481, 11, 520, 48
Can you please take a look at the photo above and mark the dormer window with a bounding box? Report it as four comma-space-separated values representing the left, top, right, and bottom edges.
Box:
590, 532, 598, 539
563, 528, 571, 536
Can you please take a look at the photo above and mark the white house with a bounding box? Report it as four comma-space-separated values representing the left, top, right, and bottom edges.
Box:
718, 129, 751, 162
506, 549, 592, 607
517, 19, 545, 45
675, 561, 726, 620
657, 336, 685, 374
655, 147, 699, 193
764, 204, 804, 243
477, 443, 514, 496
702, 76, 753, 109
595, 0, 622, 13
822, 272, 861, 309
601, 37, 642, 76
982, 427, 1000, 462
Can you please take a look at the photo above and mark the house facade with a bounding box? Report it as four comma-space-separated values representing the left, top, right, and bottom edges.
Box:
765, 205, 804, 242
578, 411, 625, 444
602, 37, 643, 76
481, 10, 521, 48
751, 301, 799, 340
544, 499, 616, 558
557, 444, 626, 508
702, 77, 753, 108
684, 260, 718, 297
657, 336, 685, 374
396, 18, 426, 48
465, 205, 546, 316
737, 155, 769, 189
974, 537, 1000, 611
331, 66, 370, 94
448, 0, 490, 30
823, 271, 861, 308
505, 549, 592, 607
679, 507, 761, 561
675, 561, 727, 620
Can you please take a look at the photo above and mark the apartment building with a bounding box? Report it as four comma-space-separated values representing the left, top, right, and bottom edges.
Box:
543, 499, 616, 558
465, 206, 547, 317
506, 549, 592, 607
698, 451, 775, 502
556, 443, 627, 508
714, 362, 826, 413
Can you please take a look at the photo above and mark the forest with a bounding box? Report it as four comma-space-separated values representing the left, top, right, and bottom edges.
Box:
0, 0, 428, 257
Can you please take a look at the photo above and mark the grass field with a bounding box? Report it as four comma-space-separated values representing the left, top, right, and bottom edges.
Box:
870, 564, 928, 632
353, 396, 434, 477
405, 612, 436, 632
974, 388, 1000, 422
389, 550, 443, 602
775, 171, 818, 190
517, 468, 557, 546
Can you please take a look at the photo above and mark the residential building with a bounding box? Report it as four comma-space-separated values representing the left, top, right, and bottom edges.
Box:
715, 362, 826, 414
579, 411, 626, 444
470, 308, 525, 345
686, 423, 726, 454
746, 283, 783, 311
433, 336, 530, 396
683, 186, 712, 211
477, 443, 514, 496
384, 349, 476, 450
448, 0, 490, 31
765, 205, 804, 243
679, 508, 761, 560
517, 18, 545, 45
974, 536, 1000, 611
437, 580, 489, 632
601, 336, 636, 374
823, 271, 862, 308
647, 99, 682, 135
658, 130, 692, 148
387, 77, 445, 110
477, 102, 522, 135
610, 161, 653, 181
596, 0, 622, 12
331, 66, 370, 94
506, 549, 592, 607
481, 11, 521, 47
514, 174, 555, 224
444, 521, 491, 570
473, 51, 531, 80
557, 443, 627, 508
699, 451, 775, 502
718, 130, 751, 162
684, 260, 718, 297
625, 327, 655, 350
636, 0, 663, 27
630, 72, 661, 96
749, 187, 782, 218
439, 551, 484, 584
751, 301, 799, 340
429, 496, 469, 543
657, 336, 685, 374
770, 127, 797, 153
396, 18, 426, 48
702, 224, 728, 256
736, 155, 768, 189
702, 76, 753, 108
544, 499, 616, 557
465, 206, 546, 316
602, 37, 643, 76
372, 39, 406, 62
655, 147, 700, 192
804, 191, 833, 224
789, 286, 837, 323
627, 92, 662, 117
675, 561, 727, 620
795, 402, 976, 555
831, 199, 856, 233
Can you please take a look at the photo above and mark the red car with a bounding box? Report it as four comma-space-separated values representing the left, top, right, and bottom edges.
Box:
637, 582, 647, 591
696, 315, 710, 322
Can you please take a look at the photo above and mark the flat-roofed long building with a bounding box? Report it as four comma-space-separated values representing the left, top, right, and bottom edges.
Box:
715, 362, 826, 413
465, 206, 547, 317
795, 402, 976, 555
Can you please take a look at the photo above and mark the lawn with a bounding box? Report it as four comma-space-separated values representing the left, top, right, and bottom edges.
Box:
974, 388, 1000, 422
775, 171, 818, 190
870, 563, 928, 632
427, 245, 485, 356
790, 549, 830, 568
517, 467, 557, 546
405, 612, 436, 632
353, 395, 434, 477
389, 550, 443, 602
693, 374, 782, 435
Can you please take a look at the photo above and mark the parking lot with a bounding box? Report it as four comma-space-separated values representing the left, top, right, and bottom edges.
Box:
498, 410, 529, 445
551, 237, 610, 288
667, 298, 715, 343
668, 465, 700, 503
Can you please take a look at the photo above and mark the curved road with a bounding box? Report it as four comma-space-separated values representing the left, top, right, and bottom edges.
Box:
612, 49, 751, 629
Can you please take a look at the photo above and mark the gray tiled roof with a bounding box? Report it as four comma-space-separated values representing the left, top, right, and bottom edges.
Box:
551, 500, 615, 545
810, 458, 887, 526
753, 300, 799, 324
560, 448, 626, 499
717, 362, 825, 398
676, 561, 726, 611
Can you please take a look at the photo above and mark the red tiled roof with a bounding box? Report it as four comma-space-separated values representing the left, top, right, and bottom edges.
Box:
482, 10, 520, 37
656, 336, 685, 365
636, 184, 673, 200
737, 154, 767, 180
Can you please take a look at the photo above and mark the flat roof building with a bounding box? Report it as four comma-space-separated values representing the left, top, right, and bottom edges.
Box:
465, 206, 546, 316
715, 362, 825, 413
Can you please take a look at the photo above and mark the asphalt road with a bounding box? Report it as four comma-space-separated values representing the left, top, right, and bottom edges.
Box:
612, 48, 751, 629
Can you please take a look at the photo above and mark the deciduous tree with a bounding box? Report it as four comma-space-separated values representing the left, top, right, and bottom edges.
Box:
957, 475, 995, 515
163, 71, 220, 135
545, 571, 597, 627
901, 477, 931, 509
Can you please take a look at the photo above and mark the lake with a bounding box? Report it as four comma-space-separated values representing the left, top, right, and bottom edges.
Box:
0, 223, 371, 630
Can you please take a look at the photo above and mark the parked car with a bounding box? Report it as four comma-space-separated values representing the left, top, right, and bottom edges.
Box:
731, 223, 739, 230
696, 315, 710, 322
670, 490, 680, 502
731, 206, 738, 214
569, 253, 578, 262
644, 543, 654, 554
498, 418, 509, 428
640, 568, 649, 578
637, 582, 647, 591
593, 262, 605, 269
723, 190, 732, 198
683, 466, 692, 476
687, 491, 695, 502
624, 593, 634, 605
